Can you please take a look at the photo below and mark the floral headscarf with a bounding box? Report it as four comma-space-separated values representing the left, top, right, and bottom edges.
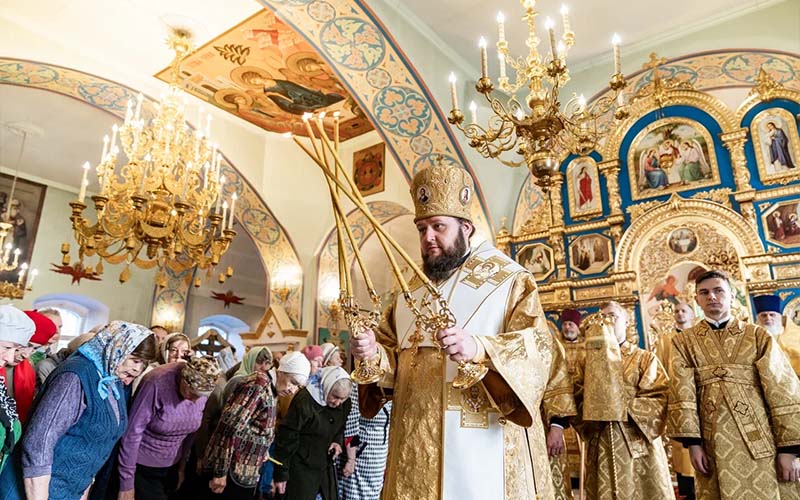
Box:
77, 321, 153, 400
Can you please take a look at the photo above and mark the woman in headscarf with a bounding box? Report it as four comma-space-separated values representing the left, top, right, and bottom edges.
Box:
223, 346, 273, 402
272, 366, 352, 500
117, 355, 220, 500
0, 306, 35, 474
9, 321, 156, 500
131, 332, 192, 394
205, 349, 310, 498
0, 311, 57, 424
320, 343, 342, 368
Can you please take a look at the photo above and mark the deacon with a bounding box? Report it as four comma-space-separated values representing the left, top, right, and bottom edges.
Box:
654, 301, 696, 500
352, 162, 575, 500
668, 270, 800, 499
576, 301, 674, 500
753, 293, 784, 337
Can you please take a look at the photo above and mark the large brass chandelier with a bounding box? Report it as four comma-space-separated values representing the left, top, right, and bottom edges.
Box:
63, 30, 236, 286
447, 0, 629, 184
0, 124, 38, 300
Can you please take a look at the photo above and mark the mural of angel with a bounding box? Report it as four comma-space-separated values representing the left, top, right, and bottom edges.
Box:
674, 139, 711, 184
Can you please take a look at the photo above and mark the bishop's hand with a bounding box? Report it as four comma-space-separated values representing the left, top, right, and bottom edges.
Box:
436, 327, 478, 362
351, 328, 378, 360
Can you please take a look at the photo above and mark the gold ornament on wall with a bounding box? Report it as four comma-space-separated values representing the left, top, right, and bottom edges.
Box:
63, 29, 237, 285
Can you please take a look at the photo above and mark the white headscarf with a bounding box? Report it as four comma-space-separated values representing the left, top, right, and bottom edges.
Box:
0, 305, 35, 346
278, 351, 311, 382
308, 366, 350, 406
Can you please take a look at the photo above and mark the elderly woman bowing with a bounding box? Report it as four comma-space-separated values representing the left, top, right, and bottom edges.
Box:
0, 306, 35, 474
12, 322, 156, 500
272, 366, 352, 500
117, 355, 220, 500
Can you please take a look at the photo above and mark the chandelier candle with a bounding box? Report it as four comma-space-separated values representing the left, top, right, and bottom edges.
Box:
448, 72, 459, 111
229, 193, 237, 229
612, 33, 622, 74
78, 162, 90, 203
479, 37, 488, 79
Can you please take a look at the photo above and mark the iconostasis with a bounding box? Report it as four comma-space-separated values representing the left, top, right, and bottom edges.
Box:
502, 50, 800, 348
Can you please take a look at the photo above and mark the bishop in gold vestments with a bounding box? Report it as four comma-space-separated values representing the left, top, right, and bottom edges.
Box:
668, 271, 800, 500
575, 303, 674, 500
353, 163, 575, 500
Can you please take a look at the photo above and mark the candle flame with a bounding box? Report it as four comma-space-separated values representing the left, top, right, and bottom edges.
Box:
448, 72, 457, 84
560, 4, 569, 15
545, 17, 555, 30
496, 11, 505, 23
612, 33, 621, 45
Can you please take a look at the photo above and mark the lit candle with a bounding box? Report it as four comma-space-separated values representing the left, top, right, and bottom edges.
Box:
498, 52, 507, 79
448, 72, 459, 111
545, 18, 557, 60
557, 41, 566, 61
221, 201, 228, 231
560, 4, 571, 33
469, 101, 478, 123
496, 12, 506, 43
612, 33, 622, 74
17, 263, 27, 285
110, 124, 118, 154
78, 162, 90, 202
12, 248, 19, 266
479, 37, 488, 78
134, 93, 143, 121
125, 100, 133, 124
27, 268, 38, 289
101, 135, 109, 163
578, 94, 587, 113
215, 175, 225, 212
229, 193, 237, 229
3, 243, 11, 263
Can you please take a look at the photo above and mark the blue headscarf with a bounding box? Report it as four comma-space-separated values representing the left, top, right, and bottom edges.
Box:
77, 321, 153, 400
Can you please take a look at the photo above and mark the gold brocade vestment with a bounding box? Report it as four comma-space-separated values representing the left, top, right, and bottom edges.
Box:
575, 341, 675, 500
779, 322, 800, 377
668, 319, 800, 500
655, 329, 694, 477
358, 241, 575, 500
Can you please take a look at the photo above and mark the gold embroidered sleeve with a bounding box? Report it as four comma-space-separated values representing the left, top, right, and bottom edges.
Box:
357, 295, 398, 418
755, 327, 800, 447
476, 272, 568, 427
666, 333, 701, 440
627, 349, 669, 443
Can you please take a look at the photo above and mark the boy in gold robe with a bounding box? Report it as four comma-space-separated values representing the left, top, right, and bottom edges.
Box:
668, 270, 800, 499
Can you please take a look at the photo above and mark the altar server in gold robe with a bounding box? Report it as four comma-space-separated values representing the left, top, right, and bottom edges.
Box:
575, 301, 674, 500
351, 162, 576, 500
654, 301, 696, 500
668, 270, 800, 499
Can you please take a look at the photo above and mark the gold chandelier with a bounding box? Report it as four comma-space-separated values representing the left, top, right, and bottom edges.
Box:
0, 124, 38, 299
447, 0, 629, 185
63, 29, 236, 286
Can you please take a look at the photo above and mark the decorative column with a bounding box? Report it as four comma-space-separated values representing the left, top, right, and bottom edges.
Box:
599, 159, 625, 244
721, 129, 753, 192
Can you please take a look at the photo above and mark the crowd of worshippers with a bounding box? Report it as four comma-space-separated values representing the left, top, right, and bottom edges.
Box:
2, 267, 800, 500
0, 307, 391, 500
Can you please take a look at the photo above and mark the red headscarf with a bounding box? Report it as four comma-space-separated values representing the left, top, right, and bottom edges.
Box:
25, 310, 57, 345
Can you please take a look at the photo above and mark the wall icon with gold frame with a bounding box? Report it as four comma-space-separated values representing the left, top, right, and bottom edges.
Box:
566, 156, 603, 220
750, 107, 800, 185
516, 243, 555, 281
762, 201, 800, 248
568, 233, 613, 275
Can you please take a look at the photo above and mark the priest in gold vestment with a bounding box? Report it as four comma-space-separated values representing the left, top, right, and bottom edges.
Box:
753, 294, 800, 377
668, 270, 800, 499
574, 302, 674, 500
351, 163, 576, 500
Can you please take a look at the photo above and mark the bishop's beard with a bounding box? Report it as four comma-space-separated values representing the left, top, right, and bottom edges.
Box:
423, 232, 468, 282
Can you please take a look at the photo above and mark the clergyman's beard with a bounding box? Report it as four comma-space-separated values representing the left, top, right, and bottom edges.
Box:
423, 232, 468, 282
763, 323, 783, 337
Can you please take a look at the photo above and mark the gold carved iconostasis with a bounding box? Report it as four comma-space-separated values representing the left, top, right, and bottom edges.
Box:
501, 50, 800, 348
